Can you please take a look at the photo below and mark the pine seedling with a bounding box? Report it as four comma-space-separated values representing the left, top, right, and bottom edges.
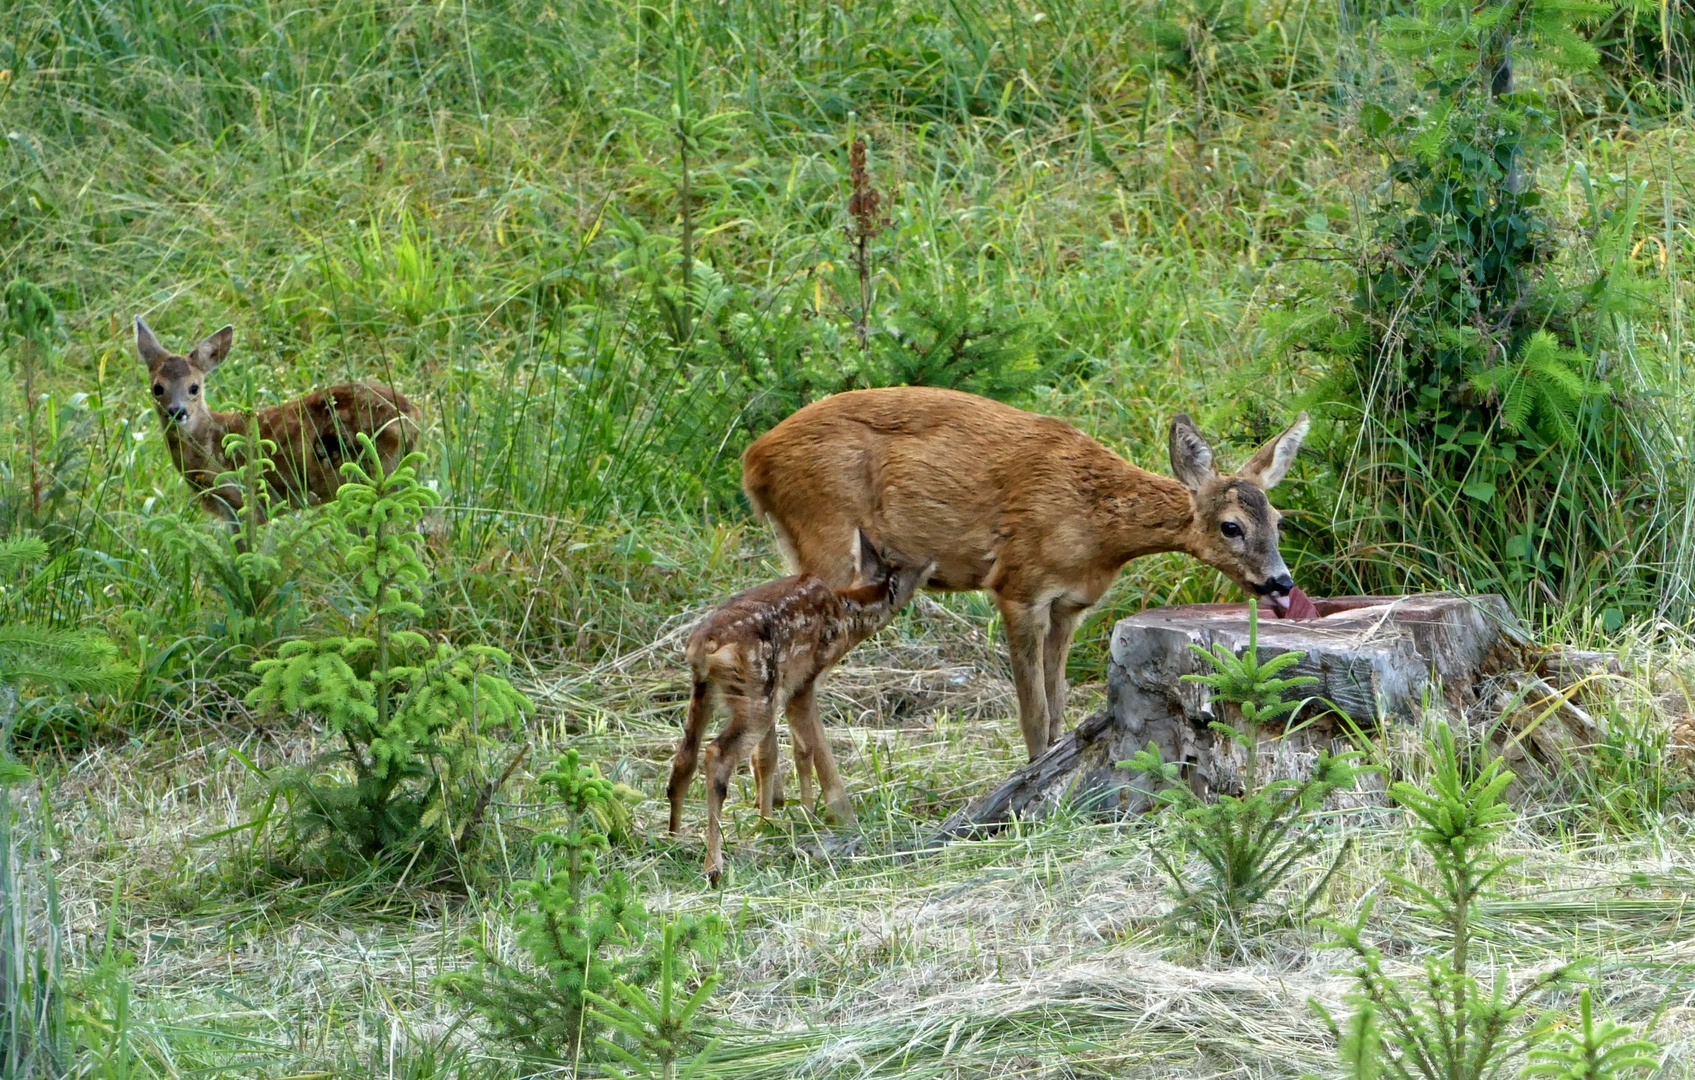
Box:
1182, 596, 1320, 791
1523, 989, 1660, 1079
590, 916, 724, 1080
1320, 721, 1591, 1080
161, 424, 322, 655
1126, 600, 1363, 944
247, 435, 530, 873
441, 750, 676, 1063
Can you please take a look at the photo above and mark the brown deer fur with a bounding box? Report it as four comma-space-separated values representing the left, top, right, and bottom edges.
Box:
668, 528, 934, 885
741, 386, 1309, 762
136, 318, 420, 525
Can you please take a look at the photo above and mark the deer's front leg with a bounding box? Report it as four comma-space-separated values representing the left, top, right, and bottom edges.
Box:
997, 596, 1052, 762
1041, 603, 1085, 747
789, 681, 854, 825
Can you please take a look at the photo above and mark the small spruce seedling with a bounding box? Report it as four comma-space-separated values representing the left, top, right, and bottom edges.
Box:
247, 436, 530, 874
590, 917, 724, 1080
1126, 599, 1364, 944
1316, 722, 1657, 1079
442, 750, 714, 1065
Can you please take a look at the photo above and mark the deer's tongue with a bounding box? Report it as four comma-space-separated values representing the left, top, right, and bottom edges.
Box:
1270, 586, 1319, 620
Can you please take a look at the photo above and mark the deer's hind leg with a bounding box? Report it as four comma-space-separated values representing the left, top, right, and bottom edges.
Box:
667, 679, 713, 835
701, 693, 773, 886
751, 720, 782, 818
786, 683, 818, 813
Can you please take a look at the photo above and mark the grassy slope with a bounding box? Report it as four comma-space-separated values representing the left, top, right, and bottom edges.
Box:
3, 0, 1694, 1076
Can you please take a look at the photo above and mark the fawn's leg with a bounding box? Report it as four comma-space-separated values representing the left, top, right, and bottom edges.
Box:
751, 721, 781, 818
997, 595, 1052, 761
791, 680, 855, 825
786, 682, 818, 812
666, 680, 712, 834
702, 695, 769, 886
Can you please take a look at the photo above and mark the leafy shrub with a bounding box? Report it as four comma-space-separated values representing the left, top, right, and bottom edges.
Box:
1128, 600, 1365, 944
1282, 0, 1669, 624
246, 437, 531, 877
441, 750, 719, 1065
1318, 721, 1660, 1079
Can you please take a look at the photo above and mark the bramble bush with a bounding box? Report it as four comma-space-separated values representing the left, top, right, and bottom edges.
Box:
1279, 0, 1675, 625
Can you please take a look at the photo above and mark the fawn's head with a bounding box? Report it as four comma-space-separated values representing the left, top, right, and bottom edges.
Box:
1168, 412, 1310, 613
849, 527, 937, 613
135, 318, 233, 440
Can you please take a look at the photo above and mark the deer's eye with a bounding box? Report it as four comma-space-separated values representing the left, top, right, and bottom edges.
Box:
152, 384, 164, 396
188, 384, 199, 396
1220, 521, 1244, 539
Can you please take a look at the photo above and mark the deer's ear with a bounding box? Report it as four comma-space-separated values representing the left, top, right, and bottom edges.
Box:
189, 325, 234, 372
1168, 413, 1217, 492
1237, 412, 1310, 491
853, 526, 890, 585
135, 317, 169, 367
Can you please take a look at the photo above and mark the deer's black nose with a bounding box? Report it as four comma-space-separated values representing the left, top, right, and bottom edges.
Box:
166, 406, 188, 422
1255, 573, 1295, 596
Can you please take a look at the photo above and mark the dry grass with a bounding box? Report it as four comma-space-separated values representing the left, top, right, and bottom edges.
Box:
34, 602, 1695, 1078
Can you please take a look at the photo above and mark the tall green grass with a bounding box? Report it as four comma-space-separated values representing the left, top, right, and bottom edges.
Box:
0, 0, 1688, 687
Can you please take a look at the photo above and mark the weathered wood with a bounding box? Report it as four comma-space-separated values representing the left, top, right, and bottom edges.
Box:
932, 593, 1553, 841
930, 709, 1114, 844
1536, 648, 1622, 686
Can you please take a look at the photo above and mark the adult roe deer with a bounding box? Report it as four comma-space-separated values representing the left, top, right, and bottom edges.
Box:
136, 318, 420, 525
667, 527, 934, 885
741, 386, 1309, 763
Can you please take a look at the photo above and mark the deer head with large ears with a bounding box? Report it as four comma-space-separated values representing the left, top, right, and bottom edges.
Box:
135, 318, 233, 439
1169, 411, 1310, 612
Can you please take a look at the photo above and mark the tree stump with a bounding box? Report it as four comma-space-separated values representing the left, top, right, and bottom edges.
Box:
932, 593, 1591, 843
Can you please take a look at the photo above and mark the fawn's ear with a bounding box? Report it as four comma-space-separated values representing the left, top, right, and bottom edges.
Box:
852, 526, 891, 585
135, 317, 169, 367
189, 325, 234, 372
1236, 412, 1310, 491
1168, 413, 1217, 493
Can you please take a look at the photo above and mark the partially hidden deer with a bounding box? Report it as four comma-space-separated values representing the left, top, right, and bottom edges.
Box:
741, 386, 1310, 764
667, 527, 935, 885
136, 318, 420, 526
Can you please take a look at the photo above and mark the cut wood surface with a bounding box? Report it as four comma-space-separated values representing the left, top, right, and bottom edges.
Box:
931, 593, 1605, 844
